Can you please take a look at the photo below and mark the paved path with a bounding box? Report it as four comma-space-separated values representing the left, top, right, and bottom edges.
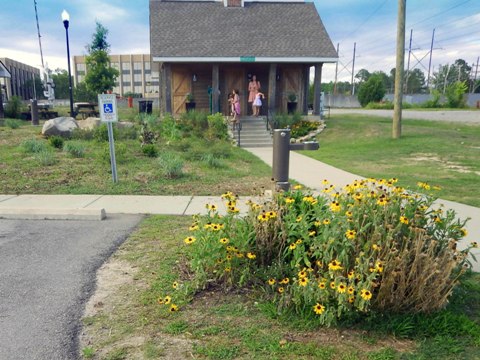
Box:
330, 109, 480, 124
0, 215, 142, 360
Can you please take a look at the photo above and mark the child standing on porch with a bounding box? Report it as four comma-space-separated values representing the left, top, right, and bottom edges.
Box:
232, 89, 241, 130
252, 91, 265, 116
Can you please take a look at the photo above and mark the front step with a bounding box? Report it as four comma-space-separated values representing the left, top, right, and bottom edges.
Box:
229, 116, 273, 148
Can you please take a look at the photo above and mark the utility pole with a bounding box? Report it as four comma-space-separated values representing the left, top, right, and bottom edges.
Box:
443, 64, 451, 94
351, 42, 356, 95
426, 29, 435, 90
474, 57, 479, 93
405, 29, 412, 94
333, 43, 339, 95
392, 0, 405, 139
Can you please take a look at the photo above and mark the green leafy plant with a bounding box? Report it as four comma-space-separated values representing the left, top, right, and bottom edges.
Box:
4, 96, 24, 119
64, 141, 86, 158
48, 136, 65, 149
445, 81, 468, 108
158, 152, 184, 179
201, 153, 224, 168
287, 92, 298, 102
185, 93, 194, 103
5, 118, 22, 129
206, 112, 228, 140
142, 144, 158, 157
93, 123, 117, 142
35, 149, 57, 166
160, 113, 182, 142
357, 75, 386, 107
82, 346, 95, 359
184, 179, 473, 326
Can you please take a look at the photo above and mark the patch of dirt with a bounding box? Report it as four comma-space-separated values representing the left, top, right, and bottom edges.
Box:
411, 153, 479, 176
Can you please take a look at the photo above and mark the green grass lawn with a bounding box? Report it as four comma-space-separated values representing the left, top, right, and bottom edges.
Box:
301, 114, 480, 207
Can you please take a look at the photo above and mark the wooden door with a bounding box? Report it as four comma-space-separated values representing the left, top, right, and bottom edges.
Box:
172, 70, 191, 114
224, 68, 245, 115
282, 66, 302, 111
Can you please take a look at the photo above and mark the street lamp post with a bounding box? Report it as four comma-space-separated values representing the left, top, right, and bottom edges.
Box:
62, 10, 74, 118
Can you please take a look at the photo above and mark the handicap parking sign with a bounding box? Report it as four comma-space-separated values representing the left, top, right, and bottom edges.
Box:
103, 103, 113, 113
98, 94, 118, 122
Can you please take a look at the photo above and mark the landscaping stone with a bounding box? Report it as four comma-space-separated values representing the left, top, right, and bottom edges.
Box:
78, 117, 101, 130
42, 117, 79, 137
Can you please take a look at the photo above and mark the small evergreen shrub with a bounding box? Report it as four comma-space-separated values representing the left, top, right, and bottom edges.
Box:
21, 138, 48, 153
158, 152, 184, 179
445, 81, 468, 108
142, 144, 158, 157
48, 136, 64, 149
5, 118, 22, 129
64, 141, 86, 158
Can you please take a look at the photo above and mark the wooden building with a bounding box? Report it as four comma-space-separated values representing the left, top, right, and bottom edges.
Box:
149, 0, 337, 115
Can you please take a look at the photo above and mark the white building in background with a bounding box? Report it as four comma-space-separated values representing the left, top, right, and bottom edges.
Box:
73, 54, 160, 98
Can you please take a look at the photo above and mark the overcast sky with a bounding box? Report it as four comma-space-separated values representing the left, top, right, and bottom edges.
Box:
1, 0, 479, 82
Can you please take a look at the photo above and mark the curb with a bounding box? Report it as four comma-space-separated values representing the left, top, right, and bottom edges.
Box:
0, 208, 107, 221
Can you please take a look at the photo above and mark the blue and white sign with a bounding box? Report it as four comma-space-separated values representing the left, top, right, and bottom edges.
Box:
98, 94, 118, 122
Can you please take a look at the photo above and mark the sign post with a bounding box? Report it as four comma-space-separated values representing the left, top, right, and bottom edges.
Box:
98, 94, 118, 183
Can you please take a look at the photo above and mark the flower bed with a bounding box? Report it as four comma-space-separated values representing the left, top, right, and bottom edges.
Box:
181, 179, 475, 325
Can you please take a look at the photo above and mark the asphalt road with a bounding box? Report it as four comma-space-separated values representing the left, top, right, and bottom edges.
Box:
0, 215, 143, 360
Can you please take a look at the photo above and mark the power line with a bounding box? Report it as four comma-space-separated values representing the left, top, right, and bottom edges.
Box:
407, 0, 472, 28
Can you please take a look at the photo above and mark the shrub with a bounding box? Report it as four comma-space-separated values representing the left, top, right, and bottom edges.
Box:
48, 136, 64, 149
5, 118, 22, 129
71, 128, 95, 141
421, 90, 443, 108
160, 113, 182, 142
34, 149, 57, 166
184, 180, 472, 325
179, 110, 208, 137
4, 96, 24, 119
21, 138, 48, 153
445, 81, 468, 108
142, 144, 158, 157
64, 141, 86, 158
158, 152, 184, 179
201, 153, 225, 168
93, 123, 117, 142
357, 75, 386, 107
116, 125, 138, 140
206, 113, 228, 140
291, 121, 321, 138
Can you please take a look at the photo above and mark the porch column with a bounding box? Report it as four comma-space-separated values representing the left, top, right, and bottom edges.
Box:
313, 63, 323, 116
268, 63, 277, 114
164, 63, 172, 114
212, 64, 219, 113
302, 65, 309, 114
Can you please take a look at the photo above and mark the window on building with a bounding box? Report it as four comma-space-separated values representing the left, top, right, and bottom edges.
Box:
144, 62, 151, 71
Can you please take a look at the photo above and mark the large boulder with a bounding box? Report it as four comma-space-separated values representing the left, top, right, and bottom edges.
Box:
78, 117, 101, 130
42, 117, 79, 137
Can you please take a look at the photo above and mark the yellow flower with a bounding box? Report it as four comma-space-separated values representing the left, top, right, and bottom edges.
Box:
345, 211, 353, 218
226, 245, 235, 252
296, 239, 303, 245
219, 237, 229, 244
347, 270, 355, 280
298, 270, 308, 278
164, 296, 172, 304
303, 196, 318, 205
169, 304, 179, 312
293, 184, 303, 190
267, 211, 277, 219
285, 197, 295, 204
296, 216, 303, 222
330, 201, 341, 212
221, 191, 235, 200
322, 179, 329, 185
323, 219, 331, 225
247, 252, 256, 259
471, 242, 478, 248
309, 230, 316, 237
226, 254, 233, 261
227, 206, 240, 214
360, 289, 372, 301
314, 221, 321, 226
399, 216, 409, 225
172, 281, 178, 289
268, 278, 276, 286
375, 261, 384, 273
330, 281, 336, 289
236, 252, 244, 258
372, 244, 381, 251
313, 303, 325, 315
189, 224, 199, 231
345, 230, 356, 240
348, 296, 355, 303
353, 192, 363, 201
211, 223, 222, 231
280, 278, 290, 284
289, 243, 297, 250
318, 282, 326, 289
347, 286, 355, 295
278, 287, 284, 294
337, 283, 347, 293
460, 228, 468, 237
206, 204, 218, 211
376, 197, 389, 206
204, 223, 212, 229
328, 260, 343, 271
157, 297, 164, 305
298, 277, 309, 287
224, 267, 231, 272
257, 213, 269, 222
184, 236, 196, 244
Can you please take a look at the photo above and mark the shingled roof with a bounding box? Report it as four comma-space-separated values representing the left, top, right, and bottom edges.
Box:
149, 0, 338, 62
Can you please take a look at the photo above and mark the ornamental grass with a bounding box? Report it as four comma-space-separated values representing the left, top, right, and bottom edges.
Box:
183, 180, 475, 325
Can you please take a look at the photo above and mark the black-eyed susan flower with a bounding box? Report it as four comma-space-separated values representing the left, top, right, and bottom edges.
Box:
172, 281, 178, 289
236, 252, 244, 258
224, 267, 231, 272
219, 237, 229, 244
296, 216, 303, 222
360, 289, 372, 301
267, 211, 277, 219
280, 278, 290, 285
293, 184, 303, 190
345, 230, 356, 240
298, 277, 309, 287
258, 213, 269, 222
169, 304, 179, 312
376, 197, 389, 206
296, 239, 303, 245
278, 287, 284, 294
330, 201, 341, 212
399, 216, 409, 225
247, 252, 256, 259
328, 260, 343, 271
313, 303, 325, 315
347, 270, 355, 280
268, 278, 276, 286
337, 283, 347, 293
345, 211, 353, 218
347, 286, 355, 295
322, 179, 329, 185
309, 230, 316, 237
353, 192, 363, 201
471, 242, 478, 248
285, 197, 295, 204
318, 282, 326, 289
189, 224, 199, 231
289, 243, 297, 250
460, 228, 468, 237
330, 281, 336, 289
206, 204, 218, 211
164, 296, 172, 304
226, 254, 233, 261
226, 200, 236, 207
298, 270, 308, 278
211, 223, 222, 231
157, 297, 164, 305
184, 236, 196, 245
228, 206, 240, 214
348, 296, 355, 303
375, 261, 384, 273
323, 219, 331, 225
372, 244, 381, 251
